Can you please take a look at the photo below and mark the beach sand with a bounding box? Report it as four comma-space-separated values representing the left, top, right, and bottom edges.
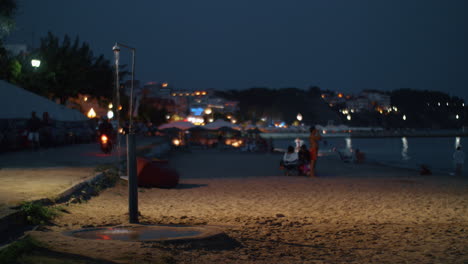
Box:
31, 150, 468, 263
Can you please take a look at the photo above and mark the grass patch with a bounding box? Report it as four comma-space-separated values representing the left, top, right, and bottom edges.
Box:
0, 236, 41, 264
19, 202, 61, 226
0, 236, 117, 264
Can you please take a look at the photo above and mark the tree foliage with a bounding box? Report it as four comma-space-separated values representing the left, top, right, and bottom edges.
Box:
216, 87, 342, 125
9, 32, 116, 104
0, 0, 16, 38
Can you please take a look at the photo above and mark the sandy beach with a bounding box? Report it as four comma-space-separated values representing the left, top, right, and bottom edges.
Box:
31, 150, 468, 263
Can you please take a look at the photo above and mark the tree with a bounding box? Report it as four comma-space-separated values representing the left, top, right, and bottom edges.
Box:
0, 0, 17, 80
0, 0, 16, 38
12, 32, 116, 104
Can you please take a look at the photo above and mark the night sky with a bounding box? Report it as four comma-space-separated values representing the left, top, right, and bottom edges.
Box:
7, 0, 468, 100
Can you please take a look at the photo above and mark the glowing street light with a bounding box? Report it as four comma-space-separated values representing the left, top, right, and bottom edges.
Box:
347, 114, 351, 121
403, 114, 407, 121
87, 108, 96, 118
296, 113, 303, 121
456, 114, 459, 120
204, 108, 212, 115
31, 59, 41, 68
107, 110, 114, 119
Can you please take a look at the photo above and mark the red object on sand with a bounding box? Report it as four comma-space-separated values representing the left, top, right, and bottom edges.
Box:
136, 157, 179, 188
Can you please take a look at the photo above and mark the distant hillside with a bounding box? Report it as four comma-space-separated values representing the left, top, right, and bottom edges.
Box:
216, 87, 343, 126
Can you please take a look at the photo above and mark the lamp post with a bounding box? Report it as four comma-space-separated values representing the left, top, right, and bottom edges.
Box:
113, 42, 138, 223
297, 113, 303, 122
31, 59, 41, 68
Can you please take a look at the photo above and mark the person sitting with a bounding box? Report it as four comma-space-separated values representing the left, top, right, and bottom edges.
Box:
280, 146, 299, 175
337, 148, 353, 163
298, 144, 311, 175
355, 148, 366, 164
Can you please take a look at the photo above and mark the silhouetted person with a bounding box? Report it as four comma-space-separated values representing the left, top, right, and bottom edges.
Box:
308, 126, 322, 177
355, 149, 365, 164
27, 111, 42, 150
298, 144, 310, 175
41, 112, 53, 148
98, 118, 115, 139
453, 146, 465, 176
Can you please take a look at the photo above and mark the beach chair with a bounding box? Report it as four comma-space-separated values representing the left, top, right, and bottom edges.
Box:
337, 149, 353, 163
280, 160, 299, 176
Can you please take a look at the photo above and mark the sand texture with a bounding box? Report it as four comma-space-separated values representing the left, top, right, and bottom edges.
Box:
32, 150, 468, 263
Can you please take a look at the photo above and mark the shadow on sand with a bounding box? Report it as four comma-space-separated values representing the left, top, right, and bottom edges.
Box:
175, 183, 208, 189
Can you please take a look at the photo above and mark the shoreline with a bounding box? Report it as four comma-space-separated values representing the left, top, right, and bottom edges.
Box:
260, 132, 468, 139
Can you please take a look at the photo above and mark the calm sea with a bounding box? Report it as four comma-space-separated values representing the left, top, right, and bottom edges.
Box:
272, 136, 467, 175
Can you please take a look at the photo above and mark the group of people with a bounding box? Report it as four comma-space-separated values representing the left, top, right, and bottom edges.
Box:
26, 111, 53, 150
281, 126, 322, 177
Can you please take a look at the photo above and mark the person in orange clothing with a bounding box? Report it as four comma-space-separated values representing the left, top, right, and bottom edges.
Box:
308, 126, 322, 177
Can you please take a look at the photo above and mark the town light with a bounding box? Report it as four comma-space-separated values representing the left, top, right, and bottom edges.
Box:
297, 113, 303, 121
456, 114, 459, 120
31, 59, 41, 68
87, 108, 96, 118
347, 114, 351, 121
108, 103, 113, 109
403, 114, 407, 120
204, 108, 212, 115
107, 110, 114, 119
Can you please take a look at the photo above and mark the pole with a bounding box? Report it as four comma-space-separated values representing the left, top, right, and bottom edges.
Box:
113, 45, 122, 175
114, 42, 138, 223
127, 133, 138, 223
127, 47, 138, 223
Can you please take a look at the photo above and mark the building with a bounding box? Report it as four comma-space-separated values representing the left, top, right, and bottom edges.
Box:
142, 81, 172, 99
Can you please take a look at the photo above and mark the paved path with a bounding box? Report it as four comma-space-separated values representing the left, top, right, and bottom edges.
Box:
0, 136, 166, 213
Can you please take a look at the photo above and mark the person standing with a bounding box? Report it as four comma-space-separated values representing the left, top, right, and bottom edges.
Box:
41, 112, 53, 148
308, 126, 322, 177
27, 111, 42, 150
453, 146, 465, 176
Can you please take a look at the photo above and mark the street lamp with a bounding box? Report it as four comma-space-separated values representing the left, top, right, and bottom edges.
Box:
403, 114, 407, 121
347, 114, 351, 121
31, 59, 41, 68
204, 108, 212, 115
113, 42, 138, 223
297, 113, 303, 122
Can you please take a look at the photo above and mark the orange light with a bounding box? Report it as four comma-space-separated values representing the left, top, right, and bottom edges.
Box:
321, 94, 326, 98
195, 92, 200, 95
338, 93, 343, 98
101, 135, 108, 143
162, 82, 168, 88
118, 105, 122, 110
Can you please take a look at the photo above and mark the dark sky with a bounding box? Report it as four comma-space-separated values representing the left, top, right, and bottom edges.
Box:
7, 0, 468, 101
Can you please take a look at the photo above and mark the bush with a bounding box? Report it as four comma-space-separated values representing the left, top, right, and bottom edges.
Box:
20, 202, 59, 225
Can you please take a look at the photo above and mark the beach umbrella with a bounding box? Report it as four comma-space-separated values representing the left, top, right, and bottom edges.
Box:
159, 127, 180, 135
204, 119, 239, 130
158, 121, 195, 130
188, 126, 207, 132
247, 127, 262, 134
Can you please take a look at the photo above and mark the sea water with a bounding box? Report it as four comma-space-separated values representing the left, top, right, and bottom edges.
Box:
272, 136, 467, 175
